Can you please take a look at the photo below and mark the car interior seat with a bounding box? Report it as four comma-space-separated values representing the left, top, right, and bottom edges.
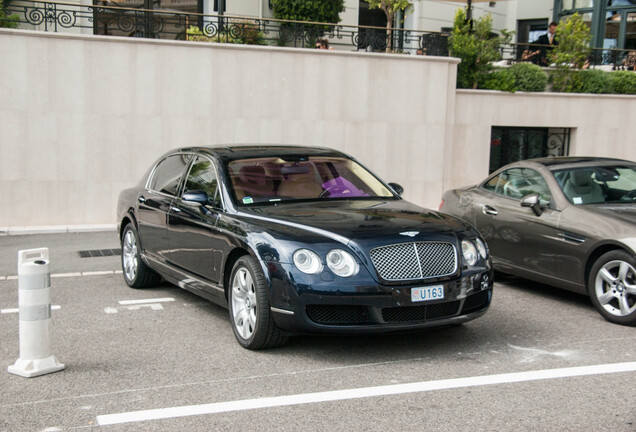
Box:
278, 164, 323, 199
562, 170, 604, 204
233, 165, 275, 200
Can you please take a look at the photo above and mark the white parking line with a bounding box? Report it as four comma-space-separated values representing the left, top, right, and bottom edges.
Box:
118, 298, 175, 305
1, 305, 61, 314
82, 271, 116, 276
51, 272, 83, 278
96, 361, 636, 426
0, 270, 122, 280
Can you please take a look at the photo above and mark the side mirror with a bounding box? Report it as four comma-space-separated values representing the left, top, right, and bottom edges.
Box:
388, 182, 404, 197
182, 190, 209, 205
520, 193, 543, 216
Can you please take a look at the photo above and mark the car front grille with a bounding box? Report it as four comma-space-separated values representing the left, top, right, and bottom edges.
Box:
306, 305, 371, 325
369, 242, 457, 281
382, 301, 460, 323
305, 301, 462, 326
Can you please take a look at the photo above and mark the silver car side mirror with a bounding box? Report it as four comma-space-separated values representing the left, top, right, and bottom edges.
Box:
520, 193, 543, 216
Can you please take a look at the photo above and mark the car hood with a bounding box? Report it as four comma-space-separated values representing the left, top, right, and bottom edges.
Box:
238, 199, 472, 248
590, 204, 636, 227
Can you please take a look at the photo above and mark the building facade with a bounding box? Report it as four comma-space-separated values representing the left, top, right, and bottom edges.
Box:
555, 0, 636, 50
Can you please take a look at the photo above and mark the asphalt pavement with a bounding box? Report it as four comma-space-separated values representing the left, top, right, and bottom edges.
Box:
0, 230, 121, 277
1, 231, 635, 432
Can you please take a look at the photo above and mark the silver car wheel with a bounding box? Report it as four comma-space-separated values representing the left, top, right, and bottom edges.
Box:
231, 267, 258, 340
122, 229, 138, 282
594, 259, 636, 317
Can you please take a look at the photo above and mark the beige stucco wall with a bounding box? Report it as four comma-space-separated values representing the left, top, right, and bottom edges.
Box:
1, 29, 635, 230
448, 90, 636, 191
0, 28, 458, 229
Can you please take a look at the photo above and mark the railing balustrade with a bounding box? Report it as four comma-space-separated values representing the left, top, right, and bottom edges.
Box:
4, 0, 449, 55
5, 0, 636, 70
498, 42, 636, 71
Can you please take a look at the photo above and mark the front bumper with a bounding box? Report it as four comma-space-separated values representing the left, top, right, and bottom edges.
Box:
263, 261, 493, 335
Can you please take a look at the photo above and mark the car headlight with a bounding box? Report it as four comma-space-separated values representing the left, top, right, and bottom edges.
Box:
293, 249, 322, 274
326, 249, 359, 277
475, 238, 488, 259
461, 240, 478, 266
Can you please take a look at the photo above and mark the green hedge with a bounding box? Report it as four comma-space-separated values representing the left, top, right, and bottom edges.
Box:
481, 64, 636, 95
610, 71, 636, 94
568, 69, 613, 94
480, 62, 547, 93
509, 63, 548, 92
550, 68, 636, 94
480, 68, 516, 92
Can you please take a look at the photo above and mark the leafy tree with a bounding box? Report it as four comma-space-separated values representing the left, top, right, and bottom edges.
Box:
271, 0, 345, 24
364, 0, 412, 52
549, 13, 592, 92
550, 13, 591, 69
0, 0, 19, 29
271, 0, 345, 47
449, 8, 512, 89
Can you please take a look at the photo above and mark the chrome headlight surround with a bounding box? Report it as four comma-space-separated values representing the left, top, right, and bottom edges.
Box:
293, 249, 323, 274
461, 239, 478, 266
326, 249, 359, 278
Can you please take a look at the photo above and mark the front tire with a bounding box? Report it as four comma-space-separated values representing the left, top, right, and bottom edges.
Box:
228, 256, 288, 349
588, 250, 636, 326
121, 223, 161, 288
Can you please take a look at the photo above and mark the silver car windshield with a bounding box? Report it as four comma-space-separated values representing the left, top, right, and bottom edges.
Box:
227, 156, 394, 205
553, 165, 636, 205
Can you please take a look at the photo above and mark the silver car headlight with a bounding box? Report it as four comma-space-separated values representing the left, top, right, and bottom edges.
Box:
293, 249, 322, 274
461, 240, 478, 266
326, 249, 359, 277
475, 237, 488, 259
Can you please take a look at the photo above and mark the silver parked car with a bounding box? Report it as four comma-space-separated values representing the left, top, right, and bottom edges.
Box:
440, 157, 636, 325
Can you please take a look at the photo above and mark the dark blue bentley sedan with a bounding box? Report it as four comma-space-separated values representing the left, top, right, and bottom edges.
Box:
117, 146, 493, 349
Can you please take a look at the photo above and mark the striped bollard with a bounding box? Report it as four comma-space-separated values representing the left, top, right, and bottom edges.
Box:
8, 248, 65, 378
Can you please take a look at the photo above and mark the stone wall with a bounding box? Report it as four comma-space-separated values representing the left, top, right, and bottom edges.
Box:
1, 28, 635, 230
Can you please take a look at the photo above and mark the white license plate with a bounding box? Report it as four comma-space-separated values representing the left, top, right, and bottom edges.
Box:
411, 285, 444, 303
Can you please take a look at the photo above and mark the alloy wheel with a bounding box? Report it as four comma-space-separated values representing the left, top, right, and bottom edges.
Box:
231, 267, 258, 340
594, 259, 636, 317
122, 229, 138, 283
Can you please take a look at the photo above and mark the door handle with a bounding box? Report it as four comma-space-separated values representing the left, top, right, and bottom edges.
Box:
138, 196, 146, 203
482, 205, 498, 216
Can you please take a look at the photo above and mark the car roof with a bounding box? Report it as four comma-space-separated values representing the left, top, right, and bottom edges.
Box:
525, 156, 635, 169
172, 145, 348, 162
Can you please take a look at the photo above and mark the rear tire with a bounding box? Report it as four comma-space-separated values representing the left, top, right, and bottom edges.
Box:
588, 250, 636, 326
228, 256, 288, 349
121, 223, 161, 288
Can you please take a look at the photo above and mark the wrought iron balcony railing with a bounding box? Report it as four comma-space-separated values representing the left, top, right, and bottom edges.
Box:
4, 0, 450, 55
497, 42, 636, 71
5, 0, 635, 70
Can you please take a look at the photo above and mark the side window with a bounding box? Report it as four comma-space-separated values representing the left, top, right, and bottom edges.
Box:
496, 168, 552, 203
184, 156, 222, 208
482, 174, 502, 193
148, 154, 191, 196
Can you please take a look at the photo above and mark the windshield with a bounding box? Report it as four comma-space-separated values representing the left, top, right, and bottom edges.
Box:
227, 156, 395, 205
553, 165, 636, 205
